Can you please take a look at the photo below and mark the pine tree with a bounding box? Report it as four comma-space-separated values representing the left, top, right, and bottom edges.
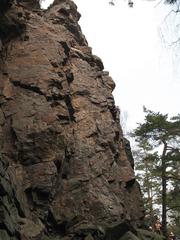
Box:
133, 146, 161, 224
132, 108, 180, 238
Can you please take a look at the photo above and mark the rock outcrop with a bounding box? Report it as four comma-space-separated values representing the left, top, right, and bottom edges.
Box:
0, 0, 144, 239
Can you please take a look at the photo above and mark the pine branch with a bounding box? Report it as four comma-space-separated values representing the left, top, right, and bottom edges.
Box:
167, 206, 180, 211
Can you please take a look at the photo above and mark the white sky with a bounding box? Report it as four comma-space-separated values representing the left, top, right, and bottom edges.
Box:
42, 0, 180, 133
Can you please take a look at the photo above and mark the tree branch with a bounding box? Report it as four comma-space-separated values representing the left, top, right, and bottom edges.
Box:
167, 206, 180, 211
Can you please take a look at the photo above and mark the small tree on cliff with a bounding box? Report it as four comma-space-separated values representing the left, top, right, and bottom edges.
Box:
132, 107, 180, 238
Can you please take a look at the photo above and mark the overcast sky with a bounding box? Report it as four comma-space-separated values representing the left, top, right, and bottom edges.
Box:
42, 0, 180, 133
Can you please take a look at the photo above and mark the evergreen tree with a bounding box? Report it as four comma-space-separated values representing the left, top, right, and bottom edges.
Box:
132, 108, 180, 238
133, 146, 161, 224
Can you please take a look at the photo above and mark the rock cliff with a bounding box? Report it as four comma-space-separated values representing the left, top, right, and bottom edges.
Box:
0, 0, 144, 239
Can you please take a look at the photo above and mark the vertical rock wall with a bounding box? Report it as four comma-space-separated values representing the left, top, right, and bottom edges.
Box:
0, 0, 144, 239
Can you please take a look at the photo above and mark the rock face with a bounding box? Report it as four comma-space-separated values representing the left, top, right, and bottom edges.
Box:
0, 0, 144, 239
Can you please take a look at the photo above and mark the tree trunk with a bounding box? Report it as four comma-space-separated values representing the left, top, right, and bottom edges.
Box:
145, 158, 154, 222
161, 142, 167, 238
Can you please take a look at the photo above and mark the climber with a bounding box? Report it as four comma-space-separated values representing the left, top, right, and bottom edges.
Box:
153, 218, 162, 234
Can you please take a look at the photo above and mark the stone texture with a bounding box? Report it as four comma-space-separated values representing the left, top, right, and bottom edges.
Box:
0, 0, 144, 239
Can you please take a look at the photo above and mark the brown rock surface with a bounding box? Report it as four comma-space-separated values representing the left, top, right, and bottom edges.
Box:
0, 0, 144, 239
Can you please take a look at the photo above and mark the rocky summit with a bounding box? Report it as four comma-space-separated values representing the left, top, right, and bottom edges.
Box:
0, 0, 145, 239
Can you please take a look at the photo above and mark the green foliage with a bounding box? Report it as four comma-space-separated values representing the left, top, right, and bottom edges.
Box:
133, 148, 161, 221
132, 107, 180, 145
132, 108, 180, 237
